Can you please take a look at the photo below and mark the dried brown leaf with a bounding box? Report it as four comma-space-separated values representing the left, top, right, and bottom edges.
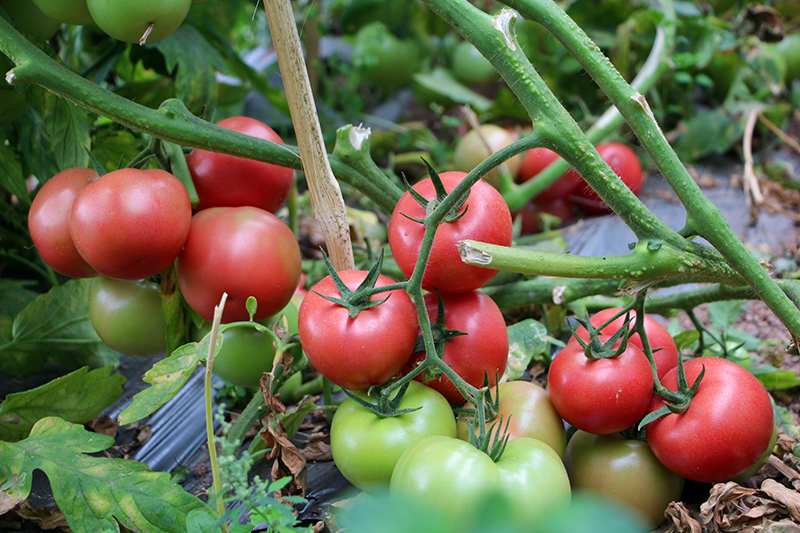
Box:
666, 501, 703, 533
87, 415, 118, 438
9, 501, 70, 531
0, 489, 23, 516
760, 479, 800, 521
301, 441, 332, 462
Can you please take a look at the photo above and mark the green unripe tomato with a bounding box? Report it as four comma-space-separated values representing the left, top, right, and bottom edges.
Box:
451, 41, 497, 85
705, 340, 752, 369
86, 0, 191, 44
0, 0, 61, 40
194, 302, 300, 388
776, 32, 800, 82
351, 21, 421, 90
31, 0, 93, 25
88, 277, 167, 357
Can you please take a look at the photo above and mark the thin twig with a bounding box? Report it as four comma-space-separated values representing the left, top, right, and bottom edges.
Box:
742, 108, 764, 218
758, 112, 800, 156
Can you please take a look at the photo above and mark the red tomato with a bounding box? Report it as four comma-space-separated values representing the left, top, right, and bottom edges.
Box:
573, 308, 679, 379
570, 143, 643, 214
404, 290, 508, 404
70, 168, 192, 280
297, 270, 419, 391
548, 340, 654, 434
388, 171, 513, 294
645, 357, 775, 483
186, 116, 294, 213
28, 167, 100, 278
518, 147, 582, 202
177, 206, 302, 323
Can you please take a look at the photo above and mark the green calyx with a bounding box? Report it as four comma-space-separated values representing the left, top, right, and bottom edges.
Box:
341, 381, 422, 419
314, 249, 395, 318
570, 311, 633, 360
401, 160, 470, 226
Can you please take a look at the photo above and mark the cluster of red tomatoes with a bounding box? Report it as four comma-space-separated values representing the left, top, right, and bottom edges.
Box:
4, 0, 198, 45
27, 116, 301, 376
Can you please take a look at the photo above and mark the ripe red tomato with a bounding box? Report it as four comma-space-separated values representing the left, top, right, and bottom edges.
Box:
645, 357, 775, 483
573, 308, 679, 379
28, 168, 99, 278
518, 147, 582, 202
570, 143, 643, 214
298, 270, 418, 391
86, 0, 191, 44
548, 340, 654, 434
186, 116, 294, 213
70, 168, 192, 280
388, 171, 513, 294
457, 380, 566, 458
404, 290, 508, 404
565, 430, 684, 529
177, 206, 301, 323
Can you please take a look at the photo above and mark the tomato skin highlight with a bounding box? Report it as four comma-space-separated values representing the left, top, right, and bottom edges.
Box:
28, 167, 100, 278
186, 116, 294, 213
548, 340, 654, 435
388, 171, 513, 294
298, 270, 419, 391
70, 168, 192, 281
573, 308, 679, 379
645, 357, 775, 483
565, 430, 684, 529
404, 290, 508, 404
88, 277, 167, 357
330, 381, 457, 491
457, 380, 567, 458
177, 206, 302, 323
390, 435, 571, 526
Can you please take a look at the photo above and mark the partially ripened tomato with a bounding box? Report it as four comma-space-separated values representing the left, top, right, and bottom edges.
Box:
28, 168, 99, 278
186, 116, 294, 213
88, 276, 167, 357
70, 168, 192, 280
177, 206, 302, 323
451, 124, 523, 186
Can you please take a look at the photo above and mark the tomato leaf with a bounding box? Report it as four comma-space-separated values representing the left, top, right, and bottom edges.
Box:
0, 417, 216, 533
0, 366, 126, 442
504, 319, 550, 380
153, 26, 226, 115
0, 144, 30, 205
750, 365, 800, 390
90, 128, 144, 172
706, 300, 746, 331
672, 108, 743, 162
411, 71, 492, 112
0, 279, 119, 377
117, 336, 217, 425
672, 330, 700, 352
33, 91, 93, 170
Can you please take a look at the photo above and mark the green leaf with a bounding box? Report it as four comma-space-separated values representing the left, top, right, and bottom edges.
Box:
0, 144, 30, 205
750, 365, 800, 390
15, 106, 60, 181
503, 319, 550, 380
672, 108, 743, 162
91, 128, 144, 172
186, 509, 223, 533
774, 404, 800, 439
672, 330, 700, 352
706, 300, 745, 331
411, 71, 492, 112
0, 366, 126, 442
0, 279, 119, 377
0, 417, 216, 533
117, 336, 216, 425
154, 26, 226, 114
37, 92, 93, 170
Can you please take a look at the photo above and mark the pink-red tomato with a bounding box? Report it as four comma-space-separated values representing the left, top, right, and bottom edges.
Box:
404, 290, 508, 404
570, 143, 643, 214
645, 357, 775, 483
388, 171, 513, 294
573, 308, 679, 379
177, 206, 302, 323
518, 147, 582, 202
28, 167, 99, 278
457, 380, 566, 458
186, 116, 294, 213
70, 168, 192, 280
548, 340, 654, 434
297, 270, 419, 391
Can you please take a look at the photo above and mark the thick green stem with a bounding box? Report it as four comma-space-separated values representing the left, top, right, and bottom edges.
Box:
505, 0, 800, 341
0, 17, 400, 215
